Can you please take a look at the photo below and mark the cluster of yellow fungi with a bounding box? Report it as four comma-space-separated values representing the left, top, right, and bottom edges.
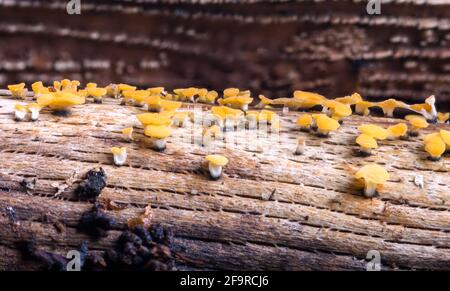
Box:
4, 80, 449, 188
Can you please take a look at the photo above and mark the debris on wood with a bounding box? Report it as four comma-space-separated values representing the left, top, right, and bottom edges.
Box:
128, 205, 153, 228
77, 203, 116, 239
52, 171, 78, 197
75, 168, 107, 200
414, 175, 424, 189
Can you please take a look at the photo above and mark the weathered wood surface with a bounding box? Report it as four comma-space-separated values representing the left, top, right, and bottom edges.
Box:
0, 0, 449, 109
0, 95, 449, 270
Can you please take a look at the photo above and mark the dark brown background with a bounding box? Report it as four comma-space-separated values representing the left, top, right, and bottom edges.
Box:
1, 0, 449, 109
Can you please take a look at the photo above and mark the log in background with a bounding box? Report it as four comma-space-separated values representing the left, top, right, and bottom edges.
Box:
0, 0, 449, 271
0, 96, 449, 271
0, 0, 449, 109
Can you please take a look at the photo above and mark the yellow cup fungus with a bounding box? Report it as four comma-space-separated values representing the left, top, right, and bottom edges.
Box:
205, 154, 229, 180
358, 124, 389, 140
121, 127, 134, 142
144, 125, 173, 151
406, 115, 429, 137
356, 134, 378, 156
111, 147, 127, 166
316, 115, 340, 137
424, 135, 446, 161
296, 114, 313, 131
87, 87, 107, 103
37, 91, 85, 115
355, 164, 390, 198
14, 104, 28, 121
387, 123, 408, 140
8, 83, 27, 100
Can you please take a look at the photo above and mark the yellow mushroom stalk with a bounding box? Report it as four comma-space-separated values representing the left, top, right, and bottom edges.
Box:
205, 154, 229, 180
121, 127, 133, 142
355, 164, 390, 198
111, 147, 127, 166
8, 83, 27, 100
27, 103, 42, 121
14, 104, 28, 121
144, 125, 173, 151
377, 99, 406, 118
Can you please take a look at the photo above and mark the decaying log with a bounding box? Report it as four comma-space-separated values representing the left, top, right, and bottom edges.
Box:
0, 95, 449, 270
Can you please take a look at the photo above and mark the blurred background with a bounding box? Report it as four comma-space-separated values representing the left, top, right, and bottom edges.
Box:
0, 0, 449, 109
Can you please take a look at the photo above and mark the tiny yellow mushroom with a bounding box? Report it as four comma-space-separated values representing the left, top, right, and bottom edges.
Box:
118, 84, 137, 95
437, 112, 449, 124
136, 113, 173, 127
86, 82, 98, 89
14, 104, 28, 121
37, 91, 85, 115
144, 125, 173, 151
202, 125, 222, 146
295, 138, 306, 156
106, 83, 119, 98
256, 95, 273, 109
87, 87, 107, 103
355, 101, 374, 116
377, 99, 406, 118
121, 127, 133, 142
53, 81, 62, 91
358, 124, 389, 140
31, 81, 49, 94
406, 115, 429, 137
27, 103, 42, 121
356, 134, 378, 156
133, 90, 150, 107
218, 96, 253, 111
439, 130, 450, 150
147, 87, 166, 96
424, 135, 446, 161
323, 100, 352, 122
334, 93, 363, 105
293, 90, 327, 109
355, 164, 390, 198
160, 100, 182, 112
111, 147, 127, 166
387, 123, 408, 140
8, 83, 27, 100
196, 90, 218, 104
409, 95, 438, 122
121, 90, 136, 105
172, 112, 190, 127
223, 88, 240, 98
205, 154, 229, 180
145, 95, 162, 111
296, 114, 313, 132
316, 115, 340, 137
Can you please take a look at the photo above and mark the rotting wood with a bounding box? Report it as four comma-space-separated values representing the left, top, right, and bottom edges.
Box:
0, 95, 449, 270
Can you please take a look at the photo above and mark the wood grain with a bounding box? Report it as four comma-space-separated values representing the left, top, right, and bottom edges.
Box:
0, 94, 449, 270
